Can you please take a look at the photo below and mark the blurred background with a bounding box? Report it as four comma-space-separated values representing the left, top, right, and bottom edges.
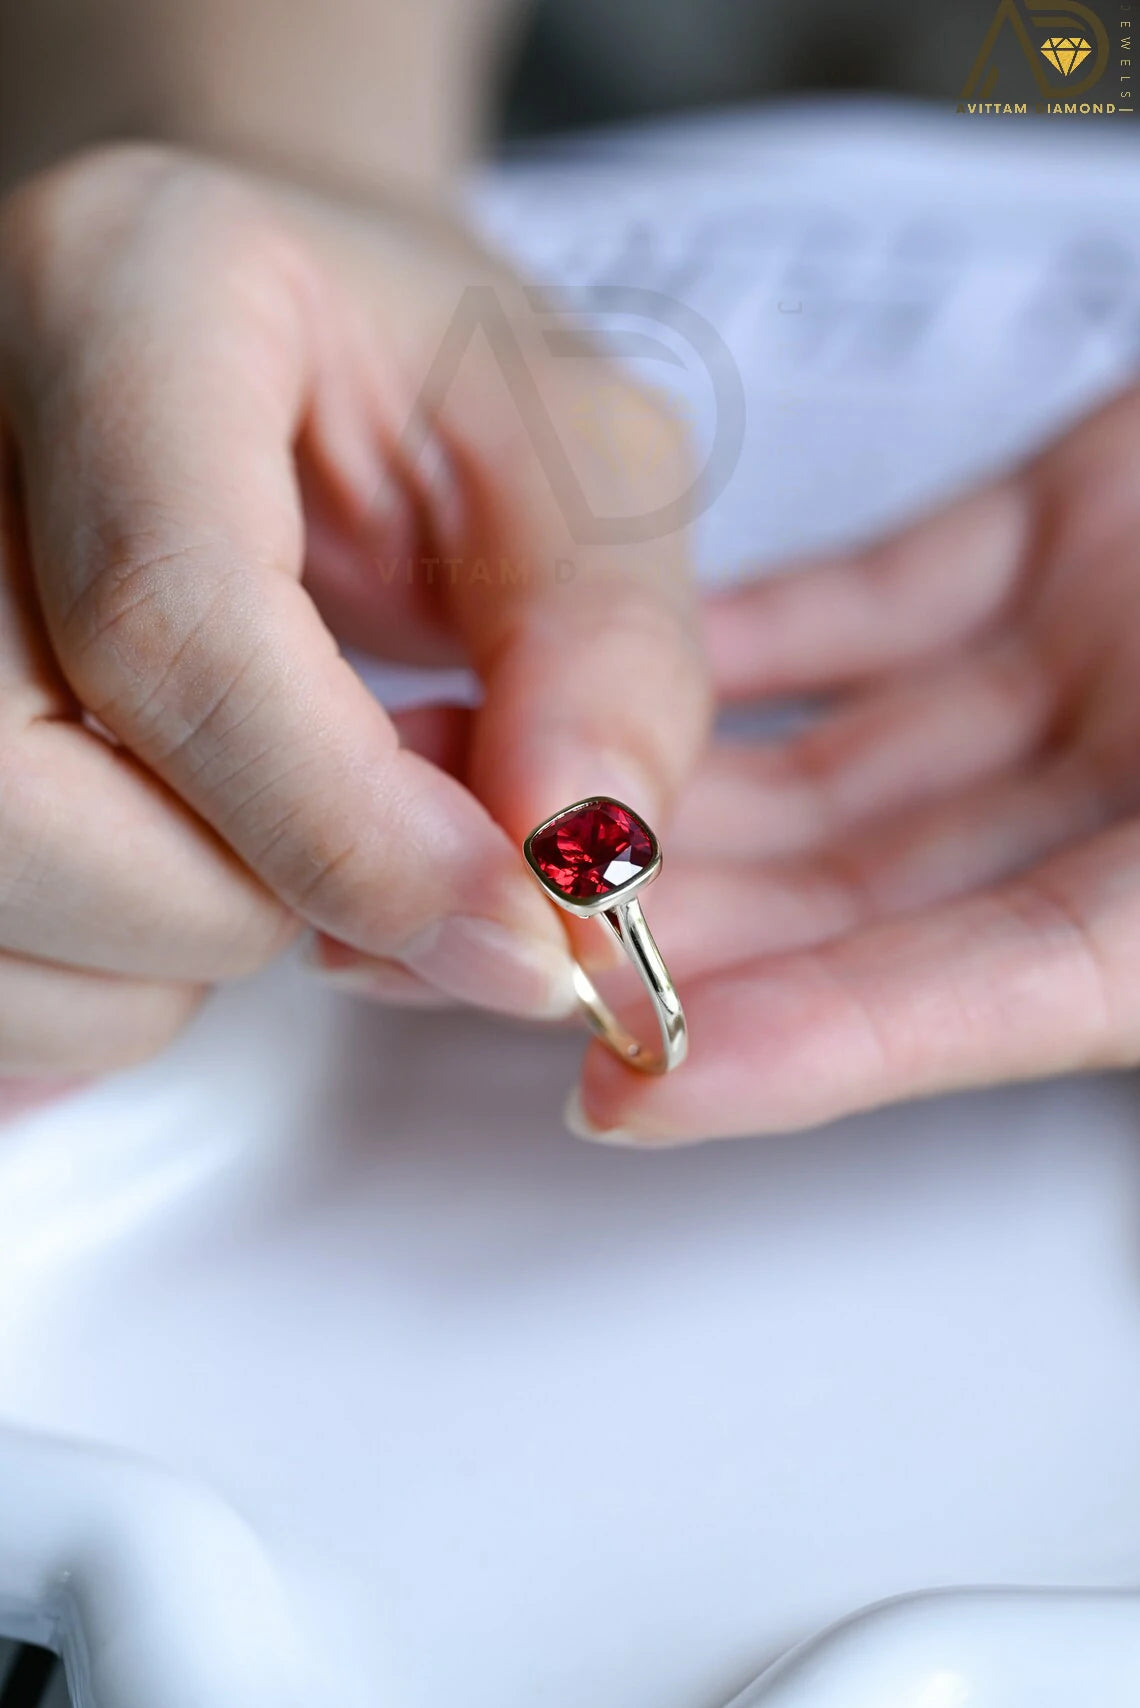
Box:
497, 0, 1127, 138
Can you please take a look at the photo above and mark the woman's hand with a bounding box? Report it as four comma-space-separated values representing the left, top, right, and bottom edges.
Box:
0, 143, 707, 1083
573, 386, 1140, 1144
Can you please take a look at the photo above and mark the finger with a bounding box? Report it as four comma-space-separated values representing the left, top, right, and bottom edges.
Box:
671, 637, 1053, 863
831, 756, 1108, 919
651, 757, 1107, 982
1, 402, 295, 982
620, 855, 858, 982
703, 478, 1032, 699
0, 719, 299, 979
304, 935, 454, 1007
0, 154, 572, 1016
309, 709, 467, 1007
286, 242, 708, 897
0, 950, 204, 1075
574, 815, 1140, 1144
388, 700, 622, 976
388, 701, 472, 776
466, 568, 709, 837
441, 360, 711, 838
0, 422, 72, 714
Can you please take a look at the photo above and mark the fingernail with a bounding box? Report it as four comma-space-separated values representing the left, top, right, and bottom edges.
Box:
548, 749, 661, 825
398, 914, 578, 1018
563, 1086, 637, 1147
302, 935, 453, 1006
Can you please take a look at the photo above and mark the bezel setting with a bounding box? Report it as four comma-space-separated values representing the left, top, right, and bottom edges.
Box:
523, 796, 662, 919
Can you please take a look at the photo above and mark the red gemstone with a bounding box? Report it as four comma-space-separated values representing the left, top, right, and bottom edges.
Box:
529, 800, 655, 901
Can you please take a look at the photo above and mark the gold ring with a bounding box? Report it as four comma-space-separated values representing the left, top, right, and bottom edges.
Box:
523, 796, 687, 1075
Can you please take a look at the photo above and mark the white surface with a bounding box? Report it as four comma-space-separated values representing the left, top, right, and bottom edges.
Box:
3, 101, 1140, 1708
736, 1589, 1140, 1707
0, 1427, 313, 1708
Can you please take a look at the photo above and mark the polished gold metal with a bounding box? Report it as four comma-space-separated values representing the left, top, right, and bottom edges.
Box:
523, 798, 687, 1075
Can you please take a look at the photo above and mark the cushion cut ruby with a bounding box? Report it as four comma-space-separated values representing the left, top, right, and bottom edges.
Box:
529, 799, 654, 901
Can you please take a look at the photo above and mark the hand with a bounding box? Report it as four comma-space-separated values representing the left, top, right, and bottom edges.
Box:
572, 386, 1140, 1144
0, 144, 707, 1085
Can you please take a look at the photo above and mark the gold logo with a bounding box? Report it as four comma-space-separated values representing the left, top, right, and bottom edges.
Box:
1040, 35, 1092, 74
961, 0, 1109, 98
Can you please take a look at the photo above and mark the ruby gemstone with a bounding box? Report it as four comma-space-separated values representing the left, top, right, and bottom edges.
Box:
529, 800, 654, 901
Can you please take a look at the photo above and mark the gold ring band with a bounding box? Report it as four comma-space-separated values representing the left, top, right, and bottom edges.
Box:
523, 797, 687, 1075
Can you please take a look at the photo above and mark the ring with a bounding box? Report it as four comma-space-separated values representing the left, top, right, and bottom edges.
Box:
523, 796, 687, 1075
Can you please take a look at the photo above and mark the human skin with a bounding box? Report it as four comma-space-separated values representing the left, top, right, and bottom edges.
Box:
0, 0, 516, 199
0, 3, 709, 1093
4, 2, 1138, 1146
570, 387, 1140, 1141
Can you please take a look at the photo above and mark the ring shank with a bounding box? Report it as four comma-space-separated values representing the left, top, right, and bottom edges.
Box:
571, 896, 687, 1075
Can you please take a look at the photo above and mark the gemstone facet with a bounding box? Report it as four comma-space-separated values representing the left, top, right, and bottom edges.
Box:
527, 799, 656, 903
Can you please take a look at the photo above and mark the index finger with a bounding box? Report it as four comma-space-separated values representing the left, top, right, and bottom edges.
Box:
0, 152, 573, 1015
459, 358, 710, 836
573, 817, 1140, 1144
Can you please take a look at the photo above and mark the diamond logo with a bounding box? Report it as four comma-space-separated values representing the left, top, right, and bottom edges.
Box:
1040, 35, 1092, 75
